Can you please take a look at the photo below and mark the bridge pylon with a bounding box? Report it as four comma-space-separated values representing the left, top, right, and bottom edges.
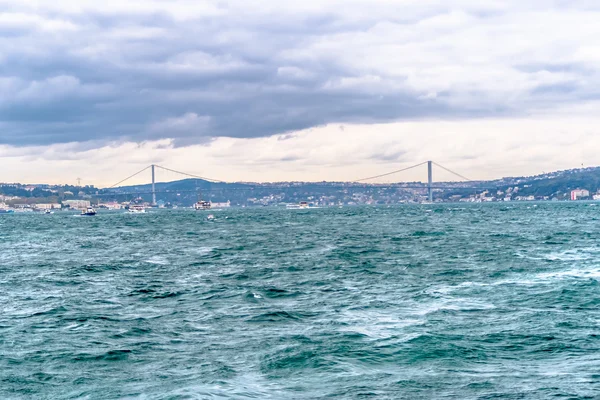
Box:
151, 164, 156, 206
427, 160, 433, 202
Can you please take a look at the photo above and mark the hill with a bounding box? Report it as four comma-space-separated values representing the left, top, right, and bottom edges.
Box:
5, 166, 600, 206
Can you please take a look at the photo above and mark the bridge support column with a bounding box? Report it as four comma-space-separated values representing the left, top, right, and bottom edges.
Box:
427, 160, 433, 202
151, 164, 156, 206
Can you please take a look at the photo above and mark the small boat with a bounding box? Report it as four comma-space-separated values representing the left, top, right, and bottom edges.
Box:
286, 201, 311, 209
194, 200, 211, 210
0, 209, 14, 214
128, 205, 146, 213
81, 206, 96, 216
207, 214, 215, 221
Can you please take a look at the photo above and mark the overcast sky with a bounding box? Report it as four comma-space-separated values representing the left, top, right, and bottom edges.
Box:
1, 0, 600, 186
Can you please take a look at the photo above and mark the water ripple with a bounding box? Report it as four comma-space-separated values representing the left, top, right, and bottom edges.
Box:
1, 204, 600, 398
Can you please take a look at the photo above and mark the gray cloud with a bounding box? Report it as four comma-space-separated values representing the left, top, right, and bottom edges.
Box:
0, 1, 599, 147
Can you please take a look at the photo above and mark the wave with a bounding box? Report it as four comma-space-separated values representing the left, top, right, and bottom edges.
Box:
248, 310, 319, 322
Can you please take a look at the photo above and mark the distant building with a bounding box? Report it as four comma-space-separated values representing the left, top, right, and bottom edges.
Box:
211, 201, 231, 208
515, 195, 535, 201
0, 195, 20, 201
98, 202, 122, 210
571, 189, 590, 201
63, 200, 91, 209
34, 203, 61, 210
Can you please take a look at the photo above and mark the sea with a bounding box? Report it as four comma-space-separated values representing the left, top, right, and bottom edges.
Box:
1, 203, 599, 399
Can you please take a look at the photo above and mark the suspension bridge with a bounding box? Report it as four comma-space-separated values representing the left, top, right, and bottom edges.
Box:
97, 161, 480, 204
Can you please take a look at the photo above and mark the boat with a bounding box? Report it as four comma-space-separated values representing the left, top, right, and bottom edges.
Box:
0, 209, 14, 214
194, 200, 211, 210
286, 201, 311, 210
81, 206, 96, 216
44, 209, 54, 215
128, 205, 146, 213
207, 214, 215, 221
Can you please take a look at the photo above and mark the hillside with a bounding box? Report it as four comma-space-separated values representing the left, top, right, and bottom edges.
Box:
5, 166, 600, 206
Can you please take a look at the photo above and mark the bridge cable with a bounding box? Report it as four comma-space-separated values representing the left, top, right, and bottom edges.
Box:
432, 162, 472, 182
353, 161, 428, 183
106, 165, 151, 189
154, 165, 225, 183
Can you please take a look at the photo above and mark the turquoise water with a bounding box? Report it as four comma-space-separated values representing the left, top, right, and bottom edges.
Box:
1, 204, 599, 399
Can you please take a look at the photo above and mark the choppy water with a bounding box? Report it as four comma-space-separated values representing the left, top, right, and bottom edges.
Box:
1, 204, 600, 399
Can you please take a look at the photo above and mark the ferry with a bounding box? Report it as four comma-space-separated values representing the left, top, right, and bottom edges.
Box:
81, 206, 97, 216
286, 201, 311, 210
194, 200, 211, 210
128, 205, 146, 213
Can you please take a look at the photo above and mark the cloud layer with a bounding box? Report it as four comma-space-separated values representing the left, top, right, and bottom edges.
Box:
2, 115, 599, 186
2, 0, 600, 147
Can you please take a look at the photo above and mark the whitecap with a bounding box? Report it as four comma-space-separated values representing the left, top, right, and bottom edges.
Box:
413, 300, 496, 316
317, 244, 337, 253
545, 250, 592, 261
192, 246, 215, 255
145, 255, 169, 265
339, 310, 424, 339
536, 269, 600, 280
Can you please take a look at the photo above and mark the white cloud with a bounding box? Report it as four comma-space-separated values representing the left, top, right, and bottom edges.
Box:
0, 12, 79, 32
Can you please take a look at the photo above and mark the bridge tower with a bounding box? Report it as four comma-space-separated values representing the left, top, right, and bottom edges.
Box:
151, 164, 157, 206
427, 160, 433, 202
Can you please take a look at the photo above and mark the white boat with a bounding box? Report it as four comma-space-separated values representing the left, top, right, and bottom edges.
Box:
286, 201, 311, 209
207, 214, 215, 221
194, 200, 211, 210
128, 205, 146, 213
44, 209, 54, 215
81, 206, 96, 216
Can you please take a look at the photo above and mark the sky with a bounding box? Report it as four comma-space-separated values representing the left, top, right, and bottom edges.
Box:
1, 0, 600, 186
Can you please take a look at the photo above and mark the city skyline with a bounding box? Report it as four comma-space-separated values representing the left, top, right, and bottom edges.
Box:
1, 1, 600, 185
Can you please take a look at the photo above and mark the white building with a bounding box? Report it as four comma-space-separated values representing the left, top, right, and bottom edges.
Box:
571, 189, 590, 201
98, 202, 122, 210
63, 200, 91, 209
34, 203, 61, 210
